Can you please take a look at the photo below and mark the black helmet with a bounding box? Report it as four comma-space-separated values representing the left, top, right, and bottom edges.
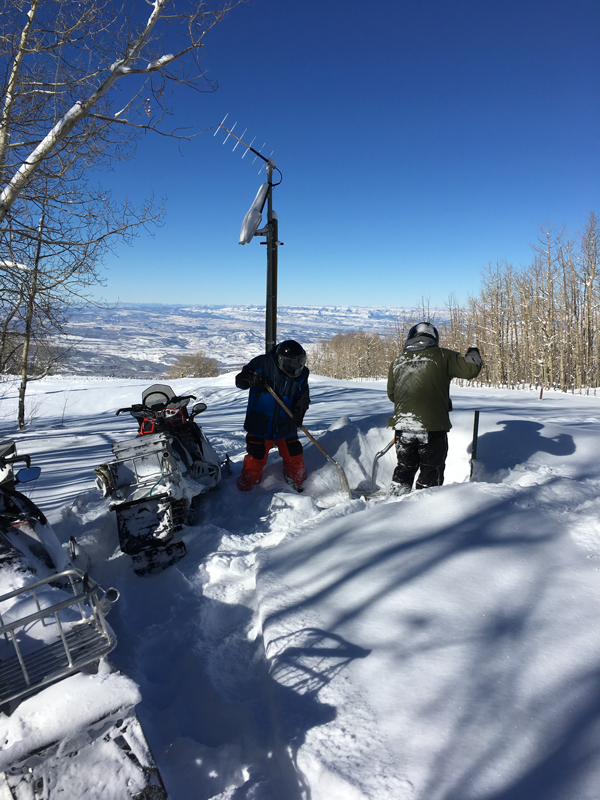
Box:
407, 322, 439, 344
276, 340, 307, 378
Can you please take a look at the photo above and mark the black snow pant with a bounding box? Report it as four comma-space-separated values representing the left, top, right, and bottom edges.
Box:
391, 430, 448, 493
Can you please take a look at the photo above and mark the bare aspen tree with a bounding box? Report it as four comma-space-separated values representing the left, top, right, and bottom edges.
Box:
386, 309, 412, 355
16, 208, 43, 429
436, 213, 598, 393
559, 235, 579, 391
308, 331, 389, 380
0, 0, 239, 220
0, 261, 26, 371
442, 294, 466, 353
2, 175, 163, 426
532, 226, 563, 389
576, 212, 599, 388
1, 0, 239, 425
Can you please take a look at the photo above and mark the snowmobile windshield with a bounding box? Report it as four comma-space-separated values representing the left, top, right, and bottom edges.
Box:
142, 384, 177, 411
278, 353, 306, 378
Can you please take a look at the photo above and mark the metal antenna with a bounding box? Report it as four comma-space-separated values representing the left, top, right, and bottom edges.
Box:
231, 129, 247, 152
215, 116, 276, 172
215, 116, 281, 353
258, 150, 276, 175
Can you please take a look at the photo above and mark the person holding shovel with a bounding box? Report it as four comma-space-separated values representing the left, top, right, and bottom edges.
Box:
387, 322, 482, 496
235, 340, 310, 491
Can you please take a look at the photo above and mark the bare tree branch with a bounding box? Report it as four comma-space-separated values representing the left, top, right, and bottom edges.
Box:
0, 0, 239, 221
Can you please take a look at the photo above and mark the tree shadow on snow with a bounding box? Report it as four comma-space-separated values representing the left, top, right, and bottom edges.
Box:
123, 592, 364, 800
260, 481, 599, 800
472, 420, 575, 472
465, 668, 600, 800
413, 573, 600, 800
262, 484, 559, 633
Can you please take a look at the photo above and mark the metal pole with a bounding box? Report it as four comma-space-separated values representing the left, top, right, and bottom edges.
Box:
215, 120, 280, 354
470, 409, 480, 478
265, 164, 277, 353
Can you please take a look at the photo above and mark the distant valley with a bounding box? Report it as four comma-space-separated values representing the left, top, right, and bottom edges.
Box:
58, 303, 427, 377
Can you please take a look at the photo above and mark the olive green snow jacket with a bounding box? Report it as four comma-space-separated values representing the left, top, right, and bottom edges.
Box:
387, 346, 482, 432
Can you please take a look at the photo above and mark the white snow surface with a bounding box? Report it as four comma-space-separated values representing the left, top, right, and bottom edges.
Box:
0, 669, 141, 772
1, 374, 600, 799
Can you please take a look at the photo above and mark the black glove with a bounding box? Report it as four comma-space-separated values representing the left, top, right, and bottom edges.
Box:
464, 347, 482, 366
235, 371, 252, 390
249, 372, 267, 389
292, 395, 310, 427
292, 410, 305, 427
235, 371, 267, 390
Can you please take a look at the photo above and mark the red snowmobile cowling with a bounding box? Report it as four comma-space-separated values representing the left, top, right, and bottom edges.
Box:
138, 406, 188, 435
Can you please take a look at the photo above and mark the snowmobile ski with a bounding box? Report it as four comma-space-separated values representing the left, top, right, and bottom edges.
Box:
1, 695, 167, 799
0, 441, 168, 798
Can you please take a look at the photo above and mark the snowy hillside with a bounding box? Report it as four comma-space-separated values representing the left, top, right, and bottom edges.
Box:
1, 375, 600, 799
58, 304, 426, 376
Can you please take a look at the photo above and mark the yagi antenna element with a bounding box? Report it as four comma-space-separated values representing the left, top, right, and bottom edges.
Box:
214, 115, 276, 174
214, 114, 281, 354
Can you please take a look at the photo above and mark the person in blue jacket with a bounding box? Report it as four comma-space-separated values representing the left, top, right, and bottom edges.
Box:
235, 340, 310, 491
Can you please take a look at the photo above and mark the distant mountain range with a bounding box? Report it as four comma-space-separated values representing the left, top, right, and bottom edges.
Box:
58, 303, 437, 377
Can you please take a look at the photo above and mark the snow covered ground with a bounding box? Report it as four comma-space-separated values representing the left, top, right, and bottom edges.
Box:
1, 374, 600, 799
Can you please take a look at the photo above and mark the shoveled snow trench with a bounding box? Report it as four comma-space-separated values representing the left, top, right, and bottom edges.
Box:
2, 374, 600, 799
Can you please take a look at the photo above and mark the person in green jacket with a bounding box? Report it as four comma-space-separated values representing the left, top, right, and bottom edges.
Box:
387, 321, 482, 495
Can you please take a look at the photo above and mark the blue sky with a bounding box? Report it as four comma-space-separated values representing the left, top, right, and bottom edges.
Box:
96, 0, 599, 309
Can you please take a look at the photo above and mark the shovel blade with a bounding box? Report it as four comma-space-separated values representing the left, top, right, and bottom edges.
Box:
334, 462, 352, 497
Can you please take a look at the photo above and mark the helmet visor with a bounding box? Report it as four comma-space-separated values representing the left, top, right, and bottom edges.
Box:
278, 353, 306, 378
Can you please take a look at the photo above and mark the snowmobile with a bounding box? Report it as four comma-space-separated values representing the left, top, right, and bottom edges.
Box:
94, 383, 226, 575
0, 440, 71, 580
0, 441, 167, 799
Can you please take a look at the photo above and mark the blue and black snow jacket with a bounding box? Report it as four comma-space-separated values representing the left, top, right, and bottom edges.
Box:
235, 348, 310, 440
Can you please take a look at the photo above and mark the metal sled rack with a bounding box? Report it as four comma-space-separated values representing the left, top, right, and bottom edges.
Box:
0, 569, 118, 706
108, 432, 175, 503
0, 707, 167, 800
